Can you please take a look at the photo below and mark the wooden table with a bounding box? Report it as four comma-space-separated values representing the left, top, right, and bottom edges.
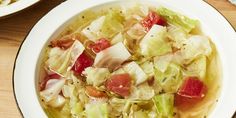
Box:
0, 0, 235, 118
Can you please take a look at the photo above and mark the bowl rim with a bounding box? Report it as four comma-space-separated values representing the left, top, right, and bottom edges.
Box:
0, 0, 40, 18
12, 0, 236, 118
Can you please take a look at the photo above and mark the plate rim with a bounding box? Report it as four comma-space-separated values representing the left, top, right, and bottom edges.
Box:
0, 0, 40, 18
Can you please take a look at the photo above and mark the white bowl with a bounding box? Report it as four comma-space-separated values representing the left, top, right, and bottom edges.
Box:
0, 0, 40, 18
13, 0, 236, 118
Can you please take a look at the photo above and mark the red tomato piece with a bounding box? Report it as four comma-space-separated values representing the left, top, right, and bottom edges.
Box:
48, 73, 61, 79
89, 38, 111, 53
39, 73, 61, 91
141, 11, 166, 31
175, 77, 207, 110
71, 52, 94, 75
105, 73, 132, 97
85, 86, 108, 98
178, 77, 206, 98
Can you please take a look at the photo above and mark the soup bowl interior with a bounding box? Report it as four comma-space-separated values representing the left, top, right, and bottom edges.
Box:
13, 0, 236, 118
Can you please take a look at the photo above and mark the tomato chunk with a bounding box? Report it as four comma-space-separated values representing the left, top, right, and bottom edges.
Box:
175, 77, 207, 110
72, 52, 94, 75
141, 11, 166, 31
105, 73, 132, 97
85, 86, 108, 98
89, 38, 111, 53
39, 73, 61, 91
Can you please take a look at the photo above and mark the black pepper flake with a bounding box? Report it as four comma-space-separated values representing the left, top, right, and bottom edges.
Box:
120, 11, 122, 14
159, 89, 165, 94
173, 112, 177, 116
82, 16, 85, 19
87, 27, 90, 30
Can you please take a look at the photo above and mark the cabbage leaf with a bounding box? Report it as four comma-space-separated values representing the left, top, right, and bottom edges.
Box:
181, 35, 212, 62
154, 63, 182, 93
123, 61, 148, 85
85, 102, 108, 118
40, 79, 65, 102
139, 25, 172, 57
140, 61, 154, 77
83, 67, 110, 86
167, 25, 188, 48
157, 7, 198, 33
153, 94, 174, 118
184, 56, 207, 80
47, 40, 85, 76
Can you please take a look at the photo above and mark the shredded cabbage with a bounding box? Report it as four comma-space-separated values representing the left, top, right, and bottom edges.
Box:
154, 54, 173, 73
184, 56, 207, 80
111, 32, 124, 45
181, 35, 212, 62
126, 23, 146, 40
47, 40, 85, 76
82, 67, 110, 87
123, 61, 148, 85
153, 94, 174, 118
139, 25, 172, 57
94, 42, 131, 70
167, 25, 188, 48
67, 84, 84, 117
82, 16, 106, 42
140, 61, 154, 77
157, 7, 198, 33
154, 63, 182, 93
85, 102, 108, 118
129, 83, 155, 100
40, 79, 65, 102
82, 10, 124, 42
101, 10, 124, 39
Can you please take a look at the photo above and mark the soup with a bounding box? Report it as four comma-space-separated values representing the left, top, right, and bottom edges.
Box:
38, 4, 221, 118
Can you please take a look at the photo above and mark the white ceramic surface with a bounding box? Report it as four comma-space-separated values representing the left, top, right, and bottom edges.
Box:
229, 0, 236, 5
0, 0, 39, 17
13, 0, 236, 118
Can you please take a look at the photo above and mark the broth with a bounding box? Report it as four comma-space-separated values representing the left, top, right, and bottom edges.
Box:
38, 4, 221, 118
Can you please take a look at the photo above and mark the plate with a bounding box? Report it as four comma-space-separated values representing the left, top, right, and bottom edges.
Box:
13, 0, 236, 118
0, 0, 40, 18
229, 0, 236, 5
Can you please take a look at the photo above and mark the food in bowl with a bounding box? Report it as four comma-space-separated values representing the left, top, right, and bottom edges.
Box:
0, 0, 18, 7
38, 4, 221, 118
